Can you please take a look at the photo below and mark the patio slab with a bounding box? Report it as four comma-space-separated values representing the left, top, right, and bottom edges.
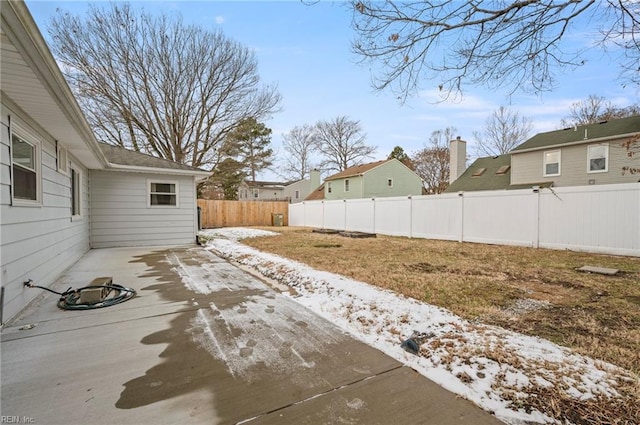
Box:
1, 246, 502, 424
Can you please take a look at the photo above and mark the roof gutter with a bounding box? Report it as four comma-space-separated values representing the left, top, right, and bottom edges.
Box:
106, 162, 211, 180
3, 1, 110, 168
512, 132, 639, 154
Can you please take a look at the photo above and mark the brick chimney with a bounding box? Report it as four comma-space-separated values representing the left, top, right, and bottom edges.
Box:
449, 137, 467, 183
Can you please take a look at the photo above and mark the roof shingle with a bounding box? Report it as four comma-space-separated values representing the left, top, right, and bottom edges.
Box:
324, 159, 391, 181
511, 115, 640, 152
99, 143, 207, 172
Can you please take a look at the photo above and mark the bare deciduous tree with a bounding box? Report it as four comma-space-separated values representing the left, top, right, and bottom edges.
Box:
561, 94, 640, 126
351, 1, 640, 102
473, 106, 532, 156
281, 124, 318, 180
411, 127, 457, 194
49, 3, 281, 169
315, 116, 376, 172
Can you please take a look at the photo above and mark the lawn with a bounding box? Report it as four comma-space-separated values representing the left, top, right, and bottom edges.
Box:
243, 227, 640, 375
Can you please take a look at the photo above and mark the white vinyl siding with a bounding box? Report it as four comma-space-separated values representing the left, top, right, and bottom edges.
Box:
1, 104, 90, 323
90, 171, 197, 248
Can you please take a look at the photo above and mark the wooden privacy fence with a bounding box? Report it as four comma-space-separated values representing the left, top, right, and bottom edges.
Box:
198, 199, 289, 228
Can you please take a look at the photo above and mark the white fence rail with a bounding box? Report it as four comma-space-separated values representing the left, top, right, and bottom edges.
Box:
289, 183, 640, 257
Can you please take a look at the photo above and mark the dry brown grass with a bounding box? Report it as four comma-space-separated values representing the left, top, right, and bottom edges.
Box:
243, 226, 640, 375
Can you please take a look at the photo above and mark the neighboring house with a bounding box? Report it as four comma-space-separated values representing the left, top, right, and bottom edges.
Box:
237, 180, 287, 201
444, 154, 552, 193
320, 158, 423, 201
0, 1, 209, 324
510, 116, 640, 187
283, 169, 321, 203
446, 116, 640, 192
445, 154, 513, 193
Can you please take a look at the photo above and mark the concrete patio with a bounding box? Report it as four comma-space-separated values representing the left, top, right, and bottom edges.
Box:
1, 246, 503, 424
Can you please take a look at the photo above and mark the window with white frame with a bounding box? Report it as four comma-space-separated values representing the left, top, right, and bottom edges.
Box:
71, 167, 81, 217
543, 150, 561, 177
344, 179, 350, 192
587, 144, 609, 173
11, 130, 41, 203
295, 190, 300, 199
148, 180, 178, 207
327, 182, 332, 193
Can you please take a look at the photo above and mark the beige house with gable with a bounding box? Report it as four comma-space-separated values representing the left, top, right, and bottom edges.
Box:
510, 116, 640, 187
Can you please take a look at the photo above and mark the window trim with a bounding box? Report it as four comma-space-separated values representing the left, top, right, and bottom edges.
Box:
295, 190, 300, 199
70, 166, 82, 220
147, 179, 179, 208
587, 143, 609, 174
387, 178, 393, 188
10, 125, 42, 206
57, 143, 69, 175
327, 182, 332, 193
543, 150, 561, 177
344, 179, 350, 192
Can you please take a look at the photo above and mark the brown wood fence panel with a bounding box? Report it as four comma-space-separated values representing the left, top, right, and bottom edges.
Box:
197, 199, 289, 228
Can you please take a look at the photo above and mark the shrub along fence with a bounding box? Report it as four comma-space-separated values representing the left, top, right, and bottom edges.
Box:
288, 183, 640, 257
198, 199, 289, 228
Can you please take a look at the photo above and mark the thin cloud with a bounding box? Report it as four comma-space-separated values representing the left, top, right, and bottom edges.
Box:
215, 16, 225, 24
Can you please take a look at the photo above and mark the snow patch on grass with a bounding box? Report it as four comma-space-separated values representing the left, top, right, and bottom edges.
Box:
200, 228, 636, 425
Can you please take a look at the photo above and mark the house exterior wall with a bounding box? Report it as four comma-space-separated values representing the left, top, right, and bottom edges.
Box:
325, 175, 364, 200
363, 160, 423, 198
283, 170, 321, 203
90, 170, 197, 248
325, 161, 423, 200
238, 182, 285, 201
283, 179, 309, 203
1, 101, 90, 323
511, 138, 639, 187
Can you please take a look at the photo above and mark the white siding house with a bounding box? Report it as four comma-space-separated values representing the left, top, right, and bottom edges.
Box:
91, 169, 200, 248
0, 1, 209, 324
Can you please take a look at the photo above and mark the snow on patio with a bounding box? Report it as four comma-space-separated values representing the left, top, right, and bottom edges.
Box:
198, 228, 636, 425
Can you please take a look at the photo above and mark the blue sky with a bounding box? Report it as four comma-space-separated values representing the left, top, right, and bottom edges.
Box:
26, 1, 640, 180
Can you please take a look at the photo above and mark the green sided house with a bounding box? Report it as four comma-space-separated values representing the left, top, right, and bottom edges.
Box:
0, 1, 209, 324
319, 158, 424, 200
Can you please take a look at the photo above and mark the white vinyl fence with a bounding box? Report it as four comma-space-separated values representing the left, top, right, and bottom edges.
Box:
289, 183, 640, 257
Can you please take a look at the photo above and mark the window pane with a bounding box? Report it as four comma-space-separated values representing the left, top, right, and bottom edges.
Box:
12, 135, 35, 170
545, 151, 559, 164
590, 158, 606, 171
151, 194, 176, 205
71, 169, 81, 215
545, 163, 559, 175
588, 145, 607, 171
13, 165, 37, 200
151, 183, 175, 194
